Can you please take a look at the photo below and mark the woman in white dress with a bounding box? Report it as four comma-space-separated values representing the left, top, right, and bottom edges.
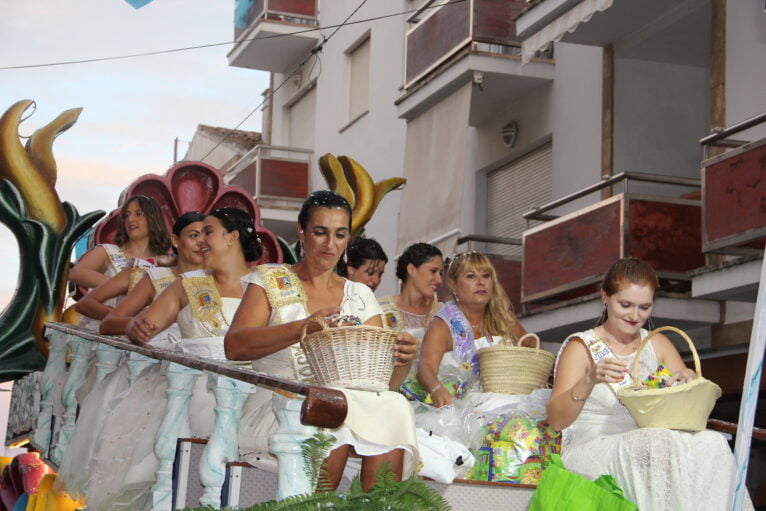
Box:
548, 257, 753, 510
225, 190, 419, 491
56, 212, 206, 502
70, 195, 171, 331
337, 236, 388, 292
68, 208, 261, 511
418, 251, 527, 408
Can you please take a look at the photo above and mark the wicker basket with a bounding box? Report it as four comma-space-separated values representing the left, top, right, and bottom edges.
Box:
478, 333, 555, 395
300, 318, 398, 392
615, 326, 722, 432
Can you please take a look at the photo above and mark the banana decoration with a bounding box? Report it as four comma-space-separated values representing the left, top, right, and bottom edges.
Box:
0, 101, 104, 379
318, 153, 406, 236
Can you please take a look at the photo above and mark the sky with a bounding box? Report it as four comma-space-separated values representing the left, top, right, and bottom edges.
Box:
0, 0, 270, 310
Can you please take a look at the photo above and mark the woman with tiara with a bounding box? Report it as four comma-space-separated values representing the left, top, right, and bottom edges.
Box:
225, 190, 419, 491
56, 212, 207, 502
63, 208, 262, 511
70, 195, 171, 331
548, 258, 753, 510
336, 236, 388, 292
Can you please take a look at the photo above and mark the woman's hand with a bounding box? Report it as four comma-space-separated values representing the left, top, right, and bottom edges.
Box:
431, 385, 453, 408
303, 307, 341, 333
590, 357, 628, 384
126, 316, 159, 345
393, 331, 418, 366
668, 367, 697, 385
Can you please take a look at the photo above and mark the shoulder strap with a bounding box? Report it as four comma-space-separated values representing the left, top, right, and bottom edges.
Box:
180, 272, 227, 334
102, 244, 129, 273
256, 264, 307, 310
378, 296, 405, 331
581, 335, 634, 391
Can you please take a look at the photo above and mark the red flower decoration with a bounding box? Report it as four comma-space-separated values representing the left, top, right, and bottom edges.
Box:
94, 161, 282, 264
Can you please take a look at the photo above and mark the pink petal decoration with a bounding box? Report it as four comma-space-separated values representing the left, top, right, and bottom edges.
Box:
94, 161, 281, 265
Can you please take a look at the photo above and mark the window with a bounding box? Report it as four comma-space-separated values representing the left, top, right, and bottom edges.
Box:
347, 35, 370, 122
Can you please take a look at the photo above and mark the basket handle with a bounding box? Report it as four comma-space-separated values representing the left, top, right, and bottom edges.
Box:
299, 315, 330, 342
630, 326, 702, 382
515, 332, 541, 350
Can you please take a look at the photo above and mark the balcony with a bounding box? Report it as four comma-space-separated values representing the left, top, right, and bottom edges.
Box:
397, 0, 554, 125
228, 0, 319, 73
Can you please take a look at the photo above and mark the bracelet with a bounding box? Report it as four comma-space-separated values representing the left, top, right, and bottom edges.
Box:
429, 383, 443, 394
570, 387, 587, 402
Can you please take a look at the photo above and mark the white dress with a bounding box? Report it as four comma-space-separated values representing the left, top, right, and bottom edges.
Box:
64, 270, 242, 511
238, 264, 419, 477
557, 329, 753, 511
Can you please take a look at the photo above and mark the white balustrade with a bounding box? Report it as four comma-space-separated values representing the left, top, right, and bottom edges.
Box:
269, 393, 316, 500
94, 343, 123, 383
151, 362, 200, 511
126, 352, 159, 386
50, 336, 93, 465
31, 328, 69, 457
198, 375, 258, 508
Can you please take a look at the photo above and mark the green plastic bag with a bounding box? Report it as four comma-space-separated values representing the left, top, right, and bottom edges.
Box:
528, 454, 638, 511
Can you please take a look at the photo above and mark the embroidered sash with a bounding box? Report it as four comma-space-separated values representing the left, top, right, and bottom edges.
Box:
146, 267, 176, 294
436, 301, 479, 375
378, 296, 405, 331
256, 264, 315, 383
103, 244, 129, 274
127, 258, 155, 293
180, 270, 228, 336
582, 336, 635, 392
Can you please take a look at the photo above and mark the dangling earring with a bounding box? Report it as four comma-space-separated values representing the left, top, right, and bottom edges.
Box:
452, 291, 459, 303
647, 315, 656, 331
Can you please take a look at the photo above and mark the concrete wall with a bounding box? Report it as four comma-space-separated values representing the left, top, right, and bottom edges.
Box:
726, 0, 766, 141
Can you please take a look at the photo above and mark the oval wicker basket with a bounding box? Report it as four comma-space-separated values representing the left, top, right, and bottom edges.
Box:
615, 326, 722, 432
300, 317, 398, 392
478, 333, 555, 395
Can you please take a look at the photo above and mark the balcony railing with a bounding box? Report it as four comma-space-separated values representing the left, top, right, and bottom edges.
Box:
225, 144, 311, 204
11, 323, 346, 509
404, 0, 539, 87
235, 0, 318, 40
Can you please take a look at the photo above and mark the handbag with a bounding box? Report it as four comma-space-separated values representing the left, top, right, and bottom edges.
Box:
528, 454, 638, 511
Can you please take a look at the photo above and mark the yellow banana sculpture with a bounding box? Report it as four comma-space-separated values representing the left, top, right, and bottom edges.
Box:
318, 153, 406, 236
0, 99, 74, 232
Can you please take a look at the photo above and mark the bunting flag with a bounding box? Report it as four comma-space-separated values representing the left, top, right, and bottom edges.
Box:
124, 0, 155, 8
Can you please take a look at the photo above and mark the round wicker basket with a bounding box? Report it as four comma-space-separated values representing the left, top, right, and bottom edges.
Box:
478, 333, 555, 395
300, 318, 398, 392
615, 326, 722, 432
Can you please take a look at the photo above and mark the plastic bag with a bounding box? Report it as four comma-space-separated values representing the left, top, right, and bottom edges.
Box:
528, 454, 638, 511
413, 400, 485, 451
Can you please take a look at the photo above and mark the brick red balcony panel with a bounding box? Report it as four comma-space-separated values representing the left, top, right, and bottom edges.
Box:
488, 256, 522, 312
260, 158, 308, 199
704, 142, 766, 251
473, 0, 526, 45
235, 0, 317, 39
229, 162, 257, 196
627, 199, 704, 273
522, 201, 621, 302
406, 1, 471, 84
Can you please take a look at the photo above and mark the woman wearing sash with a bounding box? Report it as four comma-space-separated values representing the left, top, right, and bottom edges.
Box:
548, 258, 751, 510
56, 212, 206, 501
417, 251, 527, 408
73, 211, 206, 339
337, 236, 388, 292
225, 190, 419, 491
70, 195, 171, 331
69, 208, 261, 511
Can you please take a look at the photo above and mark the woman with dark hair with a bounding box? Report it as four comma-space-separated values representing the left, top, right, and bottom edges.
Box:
548, 258, 751, 510
72, 212, 206, 336
337, 237, 388, 292
65, 208, 262, 511
70, 195, 171, 289
417, 251, 527, 407
226, 190, 419, 491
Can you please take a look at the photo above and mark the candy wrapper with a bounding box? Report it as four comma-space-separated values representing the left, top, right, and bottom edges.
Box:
324, 313, 362, 326
634, 364, 680, 390
466, 413, 561, 484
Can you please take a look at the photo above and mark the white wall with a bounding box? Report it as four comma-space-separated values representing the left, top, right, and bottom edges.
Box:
726, 0, 766, 141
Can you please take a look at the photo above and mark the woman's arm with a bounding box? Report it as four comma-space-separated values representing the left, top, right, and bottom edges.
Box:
100, 275, 158, 335
416, 319, 453, 407
651, 333, 697, 383
69, 246, 111, 289
75, 267, 131, 320
125, 279, 185, 345
224, 283, 338, 361
546, 339, 628, 431
389, 329, 418, 390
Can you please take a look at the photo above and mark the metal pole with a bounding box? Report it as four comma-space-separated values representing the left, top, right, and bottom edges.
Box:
729, 251, 766, 510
